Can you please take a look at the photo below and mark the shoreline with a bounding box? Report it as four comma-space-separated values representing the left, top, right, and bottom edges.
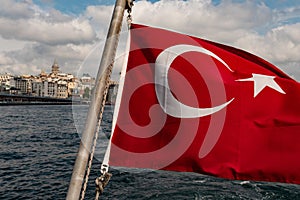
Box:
0, 94, 114, 106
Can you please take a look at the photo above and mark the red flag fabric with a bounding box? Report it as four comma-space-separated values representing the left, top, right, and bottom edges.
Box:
109, 23, 300, 184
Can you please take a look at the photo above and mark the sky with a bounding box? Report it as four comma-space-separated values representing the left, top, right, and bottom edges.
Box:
0, 0, 300, 80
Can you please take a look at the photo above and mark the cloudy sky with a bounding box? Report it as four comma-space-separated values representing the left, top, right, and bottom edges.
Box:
0, 0, 300, 80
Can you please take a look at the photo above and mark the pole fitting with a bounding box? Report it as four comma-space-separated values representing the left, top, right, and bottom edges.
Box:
126, 0, 134, 28
95, 172, 112, 195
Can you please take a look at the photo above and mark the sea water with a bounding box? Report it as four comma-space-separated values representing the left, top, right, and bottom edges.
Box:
0, 105, 299, 199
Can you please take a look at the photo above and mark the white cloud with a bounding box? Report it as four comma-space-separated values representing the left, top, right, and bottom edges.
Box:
132, 0, 271, 43
0, 17, 96, 45
234, 22, 300, 78
0, 0, 97, 45
1, 42, 97, 75
0, 0, 99, 76
0, 63, 40, 76
0, 52, 14, 65
0, 0, 299, 80
0, 36, 27, 52
85, 5, 114, 38
0, 0, 35, 20
130, 0, 300, 80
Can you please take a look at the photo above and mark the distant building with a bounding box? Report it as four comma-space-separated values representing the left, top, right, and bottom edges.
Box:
14, 76, 32, 94
32, 79, 43, 96
0, 73, 13, 93
51, 59, 60, 76
30, 60, 77, 99
57, 80, 68, 98
46, 79, 58, 97
79, 74, 95, 99
0, 73, 13, 83
67, 78, 78, 97
40, 69, 47, 77
106, 80, 118, 104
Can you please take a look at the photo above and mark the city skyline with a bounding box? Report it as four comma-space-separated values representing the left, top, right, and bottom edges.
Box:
0, 60, 96, 100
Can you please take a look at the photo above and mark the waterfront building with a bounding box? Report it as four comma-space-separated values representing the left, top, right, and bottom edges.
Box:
31, 79, 43, 97
24, 60, 75, 99
46, 78, 58, 97
67, 78, 79, 97
14, 76, 32, 94
0, 73, 14, 93
106, 80, 118, 104
40, 69, 47, 78
79, 74, 95, 99
0, 73, 13, 83
57, 80, 68, 98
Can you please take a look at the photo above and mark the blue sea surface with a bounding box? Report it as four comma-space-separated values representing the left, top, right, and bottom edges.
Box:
0, 105, 299, 199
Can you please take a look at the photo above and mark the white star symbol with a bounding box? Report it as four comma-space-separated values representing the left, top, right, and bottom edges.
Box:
237, 73, 286, 97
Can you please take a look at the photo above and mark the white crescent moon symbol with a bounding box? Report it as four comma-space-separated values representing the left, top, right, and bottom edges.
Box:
155, 44, 234, 118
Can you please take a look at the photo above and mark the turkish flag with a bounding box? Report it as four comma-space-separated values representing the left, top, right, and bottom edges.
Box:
109, 24, 300, 184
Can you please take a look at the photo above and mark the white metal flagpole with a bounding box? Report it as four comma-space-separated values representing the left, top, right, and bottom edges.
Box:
66, 0, 133, 199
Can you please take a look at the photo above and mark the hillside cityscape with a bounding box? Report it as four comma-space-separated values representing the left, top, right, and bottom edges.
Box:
0, 60, 118, 104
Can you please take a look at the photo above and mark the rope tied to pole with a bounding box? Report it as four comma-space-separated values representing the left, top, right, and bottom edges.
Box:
95, 171, 112, 200
80, 80, 110, 200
